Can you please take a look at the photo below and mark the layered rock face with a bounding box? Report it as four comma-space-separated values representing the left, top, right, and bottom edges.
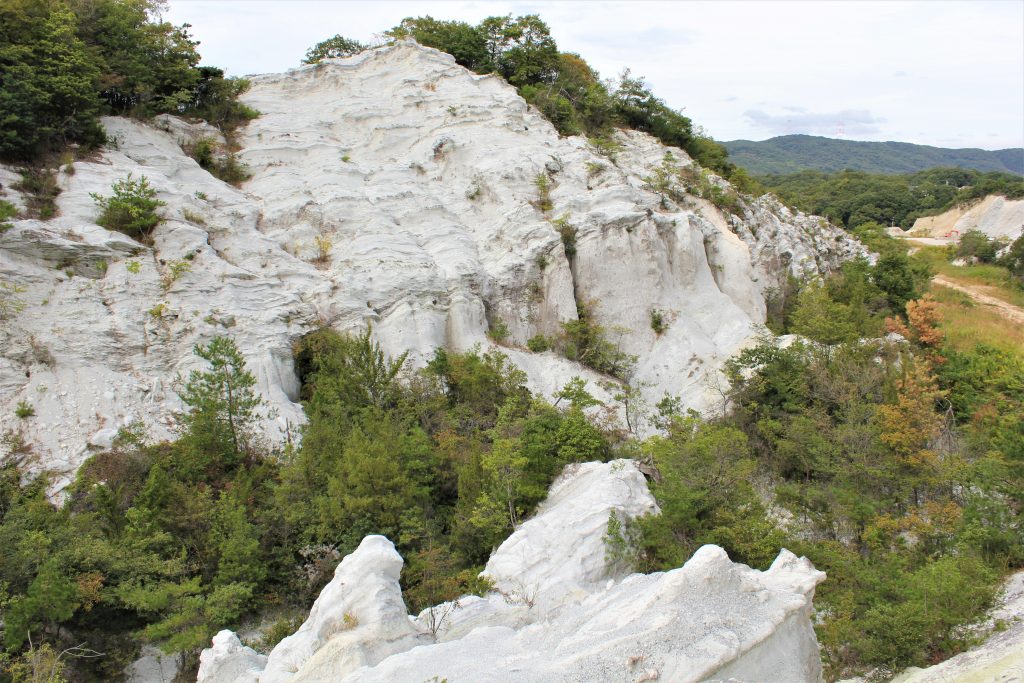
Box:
0, 41, 863, 489
199, 461, 827, 683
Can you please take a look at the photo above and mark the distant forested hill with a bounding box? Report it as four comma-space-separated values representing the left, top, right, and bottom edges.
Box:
723, 135, 1024, 175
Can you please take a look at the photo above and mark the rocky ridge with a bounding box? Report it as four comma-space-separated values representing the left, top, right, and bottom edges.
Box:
198, 460, 827, 683
0, 40, 864, 490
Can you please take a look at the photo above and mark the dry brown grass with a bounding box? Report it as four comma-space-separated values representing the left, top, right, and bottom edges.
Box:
929, 284, 1024, 356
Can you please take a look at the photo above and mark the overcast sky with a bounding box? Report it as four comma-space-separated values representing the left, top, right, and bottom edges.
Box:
164, 1, 1024, 150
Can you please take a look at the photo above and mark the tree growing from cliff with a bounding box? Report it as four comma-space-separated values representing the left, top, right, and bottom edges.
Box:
176, 336, 263, 478
91, 173, 165, 239
302, 34, 366, 63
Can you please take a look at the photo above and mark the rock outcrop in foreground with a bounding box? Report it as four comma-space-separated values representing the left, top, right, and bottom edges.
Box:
1, 41, 863, 490
198, 460, 827, 683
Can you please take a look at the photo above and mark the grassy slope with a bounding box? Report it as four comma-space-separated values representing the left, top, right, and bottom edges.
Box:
908, 245, 1024, 356
914, 246, 1024, 308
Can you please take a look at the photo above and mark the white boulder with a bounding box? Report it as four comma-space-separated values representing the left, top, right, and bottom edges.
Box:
198, 631, 266, 683
482, 459, 658, 613
259, 535, 429, 683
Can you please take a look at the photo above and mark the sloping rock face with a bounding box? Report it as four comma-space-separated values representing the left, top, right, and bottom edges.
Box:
198, 460, 826, 683
0, 41, 864, 490
909, 194, 1024, 241
481, 459, 658, 612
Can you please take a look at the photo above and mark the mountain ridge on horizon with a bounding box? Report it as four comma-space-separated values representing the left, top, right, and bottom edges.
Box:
723, 133, 1024, 176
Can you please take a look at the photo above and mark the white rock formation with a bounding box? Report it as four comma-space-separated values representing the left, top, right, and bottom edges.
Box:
909, 194, 1024, 242
198, 631, 266, 683
198, 460, 826, 683
0, 40, 864, 490
259, 535, 429, 683
126, 645, 180, 683
481, 459, 658, 612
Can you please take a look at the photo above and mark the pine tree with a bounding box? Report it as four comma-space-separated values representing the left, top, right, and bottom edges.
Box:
176, 337, 263, 478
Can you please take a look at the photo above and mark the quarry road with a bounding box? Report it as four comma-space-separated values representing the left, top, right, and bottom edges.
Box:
932, 275, 1024, 326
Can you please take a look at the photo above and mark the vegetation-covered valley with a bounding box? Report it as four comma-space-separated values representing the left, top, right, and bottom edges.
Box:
1, 2, 1023, 683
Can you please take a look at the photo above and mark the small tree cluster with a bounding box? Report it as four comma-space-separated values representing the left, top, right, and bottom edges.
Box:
92, 174, 165, 239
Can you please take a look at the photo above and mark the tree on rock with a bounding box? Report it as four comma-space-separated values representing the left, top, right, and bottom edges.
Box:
302, 34, 366, 63
176, 336, 263, 478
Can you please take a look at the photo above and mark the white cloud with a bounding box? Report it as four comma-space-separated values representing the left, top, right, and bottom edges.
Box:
744, 108, 885, 137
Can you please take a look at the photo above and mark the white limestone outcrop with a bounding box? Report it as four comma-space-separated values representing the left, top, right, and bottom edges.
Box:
481, 459, 658, 613
909, 194, 1024, 242
198, 631, 266, 683
197, 460, 826, 683
260, 535, 429, 683
0, 40, 864, 490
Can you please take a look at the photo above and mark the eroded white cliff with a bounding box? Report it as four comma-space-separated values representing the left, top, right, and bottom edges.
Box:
0, 41, 864, 490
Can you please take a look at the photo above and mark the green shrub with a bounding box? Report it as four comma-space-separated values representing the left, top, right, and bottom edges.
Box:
186, 138, 250, 185
487, 318, 510, 342
526, 335, 550, 352
188, 137, 216, 168
0, 200, 16, 233
91, 174, 165, 239
560, 301, 636, 379
15, 400, 35, 419
302, 35, 366, 64
14, 168, 61, 219
649, 309, 666, 334
551, 214, 576, 258
533, 173, 553, 213
956, 229, 999, 264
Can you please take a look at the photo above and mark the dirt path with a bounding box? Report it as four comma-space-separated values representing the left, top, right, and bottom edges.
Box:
932, 275, 1024, 326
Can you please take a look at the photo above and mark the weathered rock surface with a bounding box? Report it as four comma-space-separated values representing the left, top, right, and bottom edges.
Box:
260, 535, 429, 683
198, 460, 826, 683
909, 194, 1024, 241
198, 631, 266, 683
481, 459, 658, 613
0, 40, 864, 490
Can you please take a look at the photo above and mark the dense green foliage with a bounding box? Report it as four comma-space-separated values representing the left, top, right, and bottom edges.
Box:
723, 134, 1024, 176
0, 332, 611, 680
630, 252, 1023, 680
0, 0, 254, 162
302, 35, 366, 64
759, 167, 1024, 229
91, 173, 165, 239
